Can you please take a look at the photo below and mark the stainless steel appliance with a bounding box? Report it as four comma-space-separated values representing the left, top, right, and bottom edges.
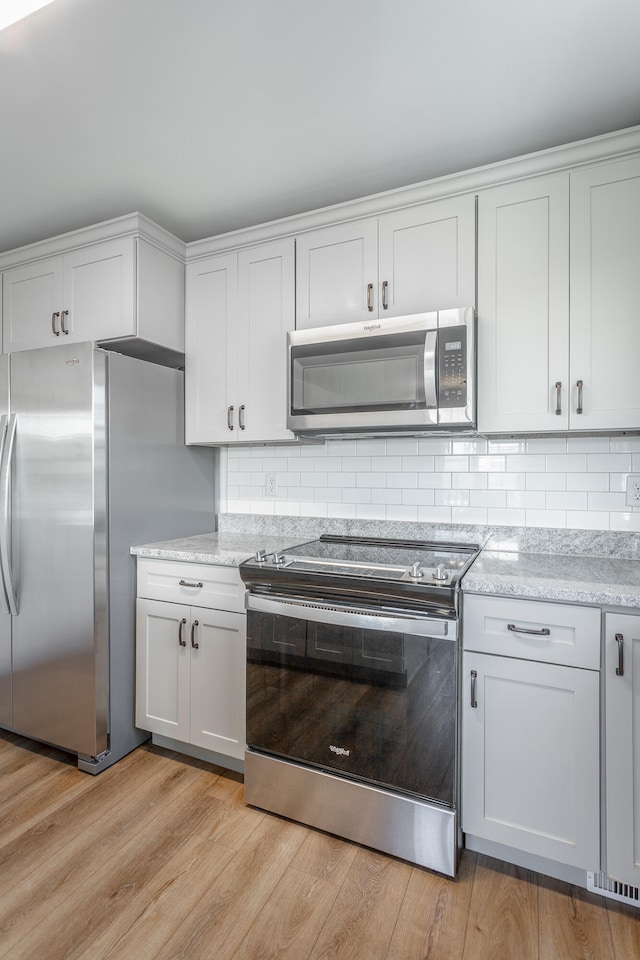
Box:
240, 534, 480, 875
0, 341, 215, 773
287, 309, 476, 438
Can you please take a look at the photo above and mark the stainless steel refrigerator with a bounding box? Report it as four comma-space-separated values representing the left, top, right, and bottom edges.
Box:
0, 341, 216, 773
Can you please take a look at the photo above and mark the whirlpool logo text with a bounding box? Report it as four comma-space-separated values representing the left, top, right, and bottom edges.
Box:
330, 744, 350, 757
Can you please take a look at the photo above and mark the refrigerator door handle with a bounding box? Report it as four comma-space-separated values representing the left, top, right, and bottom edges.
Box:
0, 414, 18, 615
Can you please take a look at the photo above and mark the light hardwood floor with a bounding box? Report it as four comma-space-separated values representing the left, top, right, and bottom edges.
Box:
0, 731, 638, 960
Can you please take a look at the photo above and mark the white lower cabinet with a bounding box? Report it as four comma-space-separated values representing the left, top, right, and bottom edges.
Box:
462, 594, 601, 871
604, 613, 640, 887
135, 560, 246, 763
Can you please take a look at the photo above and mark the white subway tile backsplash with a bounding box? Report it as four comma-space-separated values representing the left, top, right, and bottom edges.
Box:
435, 455, 470, 472
435, 490, 470, 507
452, 506, 488, 524
371, 456, 403, 472
526, 473, 567, 491
452, 473, 488, 490
588, 453, 632, 472
357, 472, 387, 488
372, 489, 403, 505
387, 472, 417, 489
401, 489, 435, 506
546, 491, 588, 511
223, 435, 636, 532
470, 455, 506, 472
566, 472, 609, 492
386, 505, 419, 522
507, 491, 546, 509
588, 491, 627, 512
507, 455, 546, 472
488, 507, 526, 526
417, 505, 452, 522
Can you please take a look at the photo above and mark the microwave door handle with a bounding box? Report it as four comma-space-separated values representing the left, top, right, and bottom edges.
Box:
424, 330, 438, 408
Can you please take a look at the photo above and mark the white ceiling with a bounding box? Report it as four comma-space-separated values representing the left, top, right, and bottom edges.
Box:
1, 0, 640, 254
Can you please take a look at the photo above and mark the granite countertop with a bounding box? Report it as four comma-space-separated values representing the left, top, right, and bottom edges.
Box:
130, 532, 302, 567
463, 550, 640, 609
131, 530, 640, 609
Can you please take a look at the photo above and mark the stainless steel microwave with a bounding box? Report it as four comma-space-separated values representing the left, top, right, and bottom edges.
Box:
287, 308, 476, 437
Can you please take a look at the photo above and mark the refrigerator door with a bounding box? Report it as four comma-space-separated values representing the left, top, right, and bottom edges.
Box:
9, 342, 108, 757
0, 355, 10, 728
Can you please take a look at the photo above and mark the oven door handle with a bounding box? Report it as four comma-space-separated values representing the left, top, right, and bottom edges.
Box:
245, 594, 452, 639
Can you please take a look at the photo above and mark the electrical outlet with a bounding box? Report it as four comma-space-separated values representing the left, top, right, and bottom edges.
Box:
265, 473, 278, 498
626, 474, 640, 507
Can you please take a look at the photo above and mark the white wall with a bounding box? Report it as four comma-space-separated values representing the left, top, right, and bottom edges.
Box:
224, 435, 640, 532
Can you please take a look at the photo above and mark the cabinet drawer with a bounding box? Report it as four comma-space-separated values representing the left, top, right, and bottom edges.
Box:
136, 558, 245, 613
463, 594, 600, 669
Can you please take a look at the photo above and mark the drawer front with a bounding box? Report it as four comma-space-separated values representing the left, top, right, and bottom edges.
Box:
136, 558, 245, 613
463, 594, 600, 669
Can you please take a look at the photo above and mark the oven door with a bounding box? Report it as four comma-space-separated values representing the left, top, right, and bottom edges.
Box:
246, 595, 457, 807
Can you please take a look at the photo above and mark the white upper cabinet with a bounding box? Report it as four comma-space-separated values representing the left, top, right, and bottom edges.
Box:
478, 158, 640, 434
477, 174, 570, 433
570, 157, 640, 431
185, 237, 295, 444
295, 195, 476, 329
1, 216, 185, 356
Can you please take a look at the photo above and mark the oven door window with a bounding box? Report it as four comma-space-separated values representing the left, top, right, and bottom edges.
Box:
290, 329, 434, 415
246, 609, 456, 807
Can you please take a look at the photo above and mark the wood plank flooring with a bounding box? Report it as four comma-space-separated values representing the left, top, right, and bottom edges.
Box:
0, 731, 638, 960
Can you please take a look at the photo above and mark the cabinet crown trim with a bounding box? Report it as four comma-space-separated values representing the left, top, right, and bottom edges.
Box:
186, 125, 640, 261
0, 212, 186, 271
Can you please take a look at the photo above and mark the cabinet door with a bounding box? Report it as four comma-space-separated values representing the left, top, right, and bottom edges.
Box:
477, 175, 569, 433
135, 599, 190, 742
605, 613, 640, 886
295, 219, 378, 328
2, 256, 64, 352
236, 238, 295, 442
63, 237, 135, 343
189, 608, 246, 759
462, 651, 600, 870
378, 196, 476, 317
185, 253, 238, 443
570, 157, 640, 430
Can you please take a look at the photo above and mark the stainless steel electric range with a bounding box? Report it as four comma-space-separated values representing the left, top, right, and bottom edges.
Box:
239, 534, 480, 876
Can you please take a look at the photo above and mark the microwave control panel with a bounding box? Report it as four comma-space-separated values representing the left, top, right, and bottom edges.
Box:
438, 326, 467, 408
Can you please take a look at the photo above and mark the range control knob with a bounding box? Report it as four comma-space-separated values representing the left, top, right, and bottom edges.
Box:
433, 564, 449, 581
255, 549, 267, 563
408, 562, 424, 579
273, 551, 286, 565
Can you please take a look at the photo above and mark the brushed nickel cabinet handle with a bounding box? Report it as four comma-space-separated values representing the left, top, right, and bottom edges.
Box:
615, 633, 624, 676
179, 579, 203, 589
191, 620, 199, 649
555, 381, 562, 415
507, 623, 550, 637
51, 311, 60, 336
239, 404, 245, 430
227, 405, 234, 430
381, 280, 389, 310
60, 309, 70, 334
178, 618, 187, 647
366, 283, 373, 312
470, 669, 478, 708
576, 380, 584, 415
